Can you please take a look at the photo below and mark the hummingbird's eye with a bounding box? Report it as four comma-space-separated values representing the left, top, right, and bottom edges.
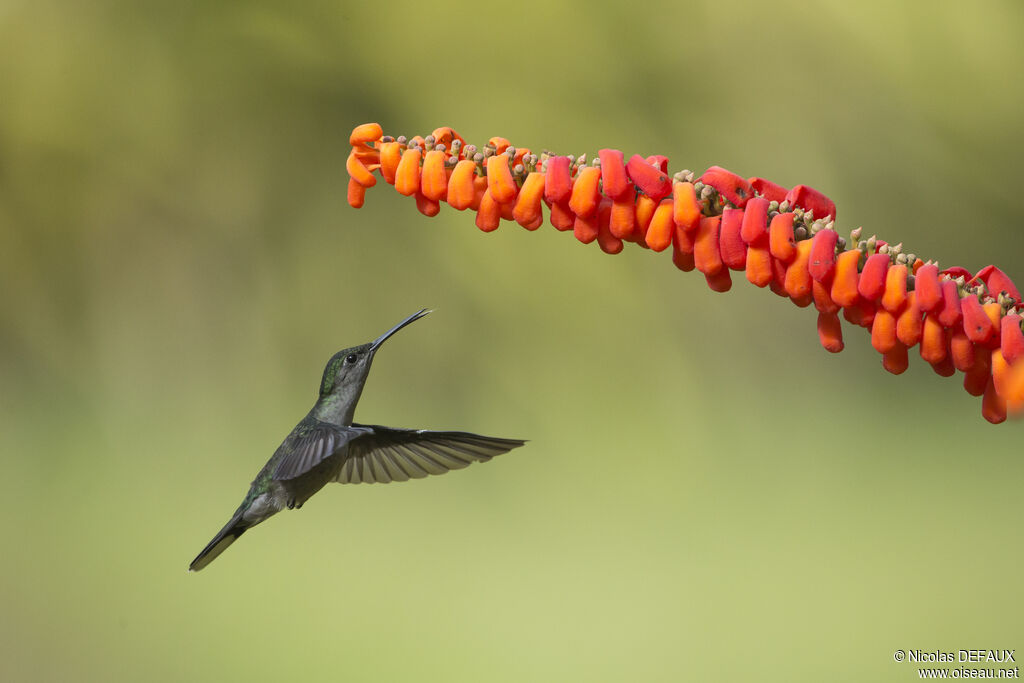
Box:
345, 353, 358, 364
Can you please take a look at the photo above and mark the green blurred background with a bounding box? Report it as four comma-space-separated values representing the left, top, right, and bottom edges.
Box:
2, 1, 1023, 681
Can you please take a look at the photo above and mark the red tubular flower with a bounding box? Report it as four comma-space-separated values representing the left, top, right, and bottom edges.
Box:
700, 166, 752, 207
937, 280, 963, 328
704, 267, 732, 293
915, 264, 942, 312
548, 200, 575, 231
812, 279, 838, 315
718, 208, 746, 270
843, 298, 876, 329
415, 190, 440, 217
964, 348, 992, 397
858, 253, 890, 302
975, 265, 1022, 303
808, 229, 838, 282
961, 296, 996, 344
672, 226, 696, 272
573, 211, 599, 244
982, 375, 1007, 424
786, 184, 836, 220
646, 155, 669, 173
346, 122, 1024, 423
545, 157, 573, 202
748, 177, 788, 202
931, 356, 956, 377
817, 311, 844, 353
882, 343, 909, 375
595, 199, 622, 254
740, 197, 769, 244
598, 149, 630, 200
1000, 314, 1024, 363
626, 155, 671, 202
768, 213, 796, 262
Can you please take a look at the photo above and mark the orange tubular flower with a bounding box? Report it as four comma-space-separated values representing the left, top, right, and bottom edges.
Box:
446, 160, 477, 211
634, 195, 658, 241
347, 178, 366, 208
784, 240, 813, 300
420, 150, 448, 201
645, 200, 675, 252
768, 213, 796, 262
830, 250, 861, 307
694, 216, 723, 275
740, 197, 769, 243
895, 292, 923, 347
486, 155, 517, 204
871, 310, 898, 354
920, 314, 948, 365
394, 148, 422, 196
568, 166, 601, 218
346, 122, 1024, 423
475, 190, 501, 232
673, 182, 701, 232
883, 343, 909, 375
881, 264, 908, 313
512, 172, 546, 230
609, 197, 636, 240
745, 235, 772, 288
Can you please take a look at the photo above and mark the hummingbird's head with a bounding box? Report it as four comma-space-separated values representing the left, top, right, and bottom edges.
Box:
318, 309, 432, 403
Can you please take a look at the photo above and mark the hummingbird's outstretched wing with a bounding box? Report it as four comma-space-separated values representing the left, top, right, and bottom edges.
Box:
272, 423, 374, 481
331, 424, 526, 484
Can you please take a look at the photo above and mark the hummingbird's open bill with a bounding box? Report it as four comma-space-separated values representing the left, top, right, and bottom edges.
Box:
189, 309, 526, 572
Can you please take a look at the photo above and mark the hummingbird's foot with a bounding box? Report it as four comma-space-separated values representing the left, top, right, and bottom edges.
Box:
287, 499, 296, 509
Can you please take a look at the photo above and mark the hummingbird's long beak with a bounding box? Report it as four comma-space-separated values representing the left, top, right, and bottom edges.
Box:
369, 308, 432, 352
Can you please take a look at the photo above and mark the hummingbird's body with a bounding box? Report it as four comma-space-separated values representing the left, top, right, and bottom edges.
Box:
189, 309, 525, 572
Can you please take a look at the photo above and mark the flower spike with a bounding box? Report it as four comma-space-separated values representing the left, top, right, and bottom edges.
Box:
345, 122, 1024, 423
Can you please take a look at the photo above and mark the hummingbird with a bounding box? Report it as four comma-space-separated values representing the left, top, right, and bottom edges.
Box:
189, 308, 525, 572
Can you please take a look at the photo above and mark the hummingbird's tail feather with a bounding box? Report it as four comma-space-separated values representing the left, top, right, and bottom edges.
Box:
189, 514, 247, 572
